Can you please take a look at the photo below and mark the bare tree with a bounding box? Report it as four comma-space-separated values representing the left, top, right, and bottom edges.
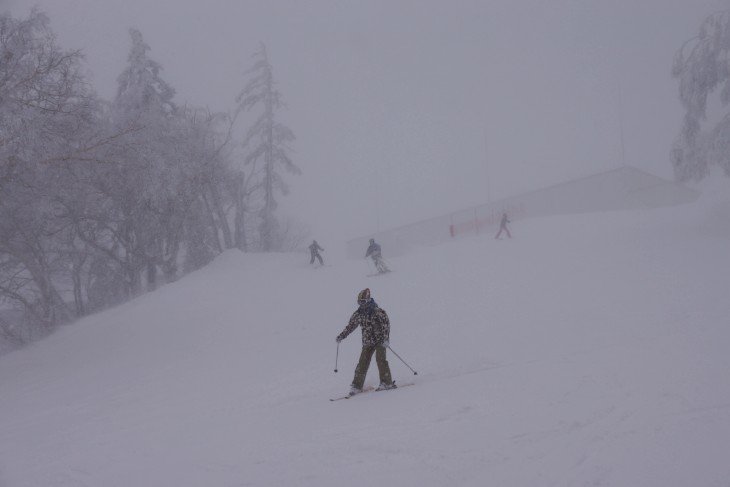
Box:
173, 106, 237, 271
0, 9, 98, 341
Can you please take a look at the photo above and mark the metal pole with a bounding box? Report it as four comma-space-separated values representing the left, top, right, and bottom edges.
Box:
387, 346, 418, 375
618, 83, 627, 168
334, 342, 339, 373
485, 130, 492, 203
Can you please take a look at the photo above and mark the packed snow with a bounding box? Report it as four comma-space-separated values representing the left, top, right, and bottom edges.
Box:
1, 181, 729, 487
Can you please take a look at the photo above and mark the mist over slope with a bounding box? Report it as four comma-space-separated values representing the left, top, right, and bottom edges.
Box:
1, 181, 729, 487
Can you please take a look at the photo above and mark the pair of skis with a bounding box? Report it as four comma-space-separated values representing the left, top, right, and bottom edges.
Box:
329, 382, 414, 401
366, 270, 393, 278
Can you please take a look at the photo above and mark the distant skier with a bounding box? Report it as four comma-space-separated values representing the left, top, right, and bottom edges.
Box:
365, 238, 389, 273
495, 212, 511, 239
309, 240, 324, 266
336, 288, 396, 396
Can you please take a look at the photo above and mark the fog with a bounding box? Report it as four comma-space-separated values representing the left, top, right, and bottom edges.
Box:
3, 3, 730, 482
6, 0, 724, 242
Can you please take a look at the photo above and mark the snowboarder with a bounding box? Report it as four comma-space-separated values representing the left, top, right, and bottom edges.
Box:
365, 238, 389, 273
309, 240, 324, 266
495, 212, 511, 239
336, 288, 396, 396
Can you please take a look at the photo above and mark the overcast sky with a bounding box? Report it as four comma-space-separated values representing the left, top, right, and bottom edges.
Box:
5, 0, 726, 242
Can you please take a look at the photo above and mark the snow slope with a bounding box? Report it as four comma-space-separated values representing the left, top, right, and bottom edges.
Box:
1, 182, 729, 487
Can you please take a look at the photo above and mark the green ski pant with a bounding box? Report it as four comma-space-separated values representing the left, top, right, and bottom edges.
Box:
352, 345, 393, 389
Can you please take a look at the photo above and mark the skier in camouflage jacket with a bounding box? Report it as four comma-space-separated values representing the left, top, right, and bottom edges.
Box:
336, 288, 395, 394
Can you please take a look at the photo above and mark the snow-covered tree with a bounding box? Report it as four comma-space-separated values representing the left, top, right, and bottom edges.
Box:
0, 9, 98, 341
97, 28, 181, 294
0, 11, 261, 348
172, 106, 237, 271
235, 43, 299, 252
672, 9, 730, 181
114, 29, 176, 119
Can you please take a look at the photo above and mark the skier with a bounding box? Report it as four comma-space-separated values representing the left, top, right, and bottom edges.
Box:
309, 240, 324, 266
365, 238, 389, 273
495, 212, 511, 239
336, 288, 396, 396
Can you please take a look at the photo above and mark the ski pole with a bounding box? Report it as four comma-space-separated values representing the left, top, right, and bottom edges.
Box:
334, 342, 340, 373
387, 346, 418, 375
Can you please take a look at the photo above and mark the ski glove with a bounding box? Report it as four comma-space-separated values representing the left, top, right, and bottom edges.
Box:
336, 336, 343, 343
382, 339, 389, 348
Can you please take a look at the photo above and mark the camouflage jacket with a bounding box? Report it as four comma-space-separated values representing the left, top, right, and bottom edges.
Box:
337, 300, 390, 347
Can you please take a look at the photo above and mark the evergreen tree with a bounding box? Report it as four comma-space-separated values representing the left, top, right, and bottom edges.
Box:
672, 9, 730, 181
105, 28, 180, 293
115, 29, 177, 118
235, 43, 299, 251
